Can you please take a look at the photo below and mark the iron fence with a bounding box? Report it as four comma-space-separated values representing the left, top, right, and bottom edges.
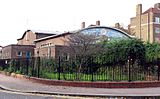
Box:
0, 56, 160, 82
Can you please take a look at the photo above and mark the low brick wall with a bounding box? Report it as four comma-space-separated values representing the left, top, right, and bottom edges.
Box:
1, 71, 160, 88
26, 77, 160, 88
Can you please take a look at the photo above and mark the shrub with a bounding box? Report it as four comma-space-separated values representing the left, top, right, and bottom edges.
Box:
96, 38, 145, 66
145, 42, 160, 63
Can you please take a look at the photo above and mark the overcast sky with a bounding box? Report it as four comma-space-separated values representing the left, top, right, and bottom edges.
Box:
0, 0, 159, 46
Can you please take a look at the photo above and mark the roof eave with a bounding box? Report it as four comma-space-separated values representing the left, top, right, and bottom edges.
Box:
34, 32, 72, 42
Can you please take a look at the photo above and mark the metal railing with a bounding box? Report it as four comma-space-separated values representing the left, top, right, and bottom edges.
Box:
0, 56, 160, 82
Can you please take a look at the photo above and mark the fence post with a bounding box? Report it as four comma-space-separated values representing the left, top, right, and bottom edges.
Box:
91, 56, 94, 82
26, 58, 29, 75
17, 58, 20, 71
158, 58, 160, 81
37, 57, 40, 78
128, 56, 131, 82
58, 56, 61, 80
31, 57, 34, 76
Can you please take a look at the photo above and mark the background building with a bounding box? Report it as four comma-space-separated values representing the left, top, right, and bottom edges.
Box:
129, 3, 160, 43
114, 23, 130, 35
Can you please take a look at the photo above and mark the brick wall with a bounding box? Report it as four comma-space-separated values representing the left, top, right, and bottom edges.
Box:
35, 34, 70, 58
2, 45, 12, 59
27, 77, 160, 88
2, 45, 35, 59
129, 4, 160, 43
17, 31, 36, 45
36, 33, 55, 39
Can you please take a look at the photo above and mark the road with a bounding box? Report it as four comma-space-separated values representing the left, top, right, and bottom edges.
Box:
0, 89, 159, 99
0, 89, 66, 99
0, 89, 94, 99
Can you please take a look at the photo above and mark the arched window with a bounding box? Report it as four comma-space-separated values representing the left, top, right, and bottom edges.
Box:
79, 27, 131, 41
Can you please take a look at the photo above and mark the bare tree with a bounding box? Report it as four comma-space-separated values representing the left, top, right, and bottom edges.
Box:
68, 33, 98, 56
61, 32, 104, 80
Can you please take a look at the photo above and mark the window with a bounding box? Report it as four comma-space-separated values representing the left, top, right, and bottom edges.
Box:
41, 43, 51, 48
80, 27, 129, 42
155, 17, 160, 23
155, 36, 160, 42
155, 27, 160, 34
62, 53, 70, 61
47, 47, 51, 58
106, 30, 128, 39
26, 51, 31, 58
17, 51, 22, 56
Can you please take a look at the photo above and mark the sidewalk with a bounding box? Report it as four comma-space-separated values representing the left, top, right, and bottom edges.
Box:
0, 74, 160, 97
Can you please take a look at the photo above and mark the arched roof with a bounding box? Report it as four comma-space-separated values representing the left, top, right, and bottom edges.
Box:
77, 26, 132, 38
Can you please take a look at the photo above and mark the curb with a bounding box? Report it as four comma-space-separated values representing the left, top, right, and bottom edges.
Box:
0, 85, 160, 97
27, 76, 160, 88
1, 72, 160, 97
2, 71, 160, 88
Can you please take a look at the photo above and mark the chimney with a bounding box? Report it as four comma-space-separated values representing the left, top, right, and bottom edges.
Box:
136, 4, 142, 16
81, 22, 85, 29
96, 20, 100, 26
154, 3, 160, 9
115, 23, 120, 29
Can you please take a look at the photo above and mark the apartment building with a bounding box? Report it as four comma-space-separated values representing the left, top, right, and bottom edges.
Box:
129, 3, 160, 43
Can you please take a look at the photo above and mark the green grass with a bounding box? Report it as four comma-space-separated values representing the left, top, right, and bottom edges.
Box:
37, 65, 147, 81
39, 71, 145, 81
2, 65, 147, 81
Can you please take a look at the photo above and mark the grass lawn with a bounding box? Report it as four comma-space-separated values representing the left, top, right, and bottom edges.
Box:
40, 71, 146, 81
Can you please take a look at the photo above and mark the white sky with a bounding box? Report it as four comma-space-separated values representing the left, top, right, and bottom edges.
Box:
0, 0, 159, 46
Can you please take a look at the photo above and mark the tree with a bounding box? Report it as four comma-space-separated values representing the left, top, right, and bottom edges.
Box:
63, 32, 102, 80
95, 38, 145, 66
68, 32, 100, 56
145, 42, 160, 63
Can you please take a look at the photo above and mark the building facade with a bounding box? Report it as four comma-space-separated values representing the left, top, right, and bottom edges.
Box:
17, 30, 56, 45
34, 26, 132, 59
79, 26, 132, 41
0, 30, 56, 59
1, 45, 35, 59
34, 32, 71, 58
129, 3, 160, 43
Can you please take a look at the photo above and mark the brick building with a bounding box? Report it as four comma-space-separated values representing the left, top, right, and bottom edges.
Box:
34, 32, 71, 58
1, 21, 132, 60
1, 44, 35, 59
1, 30, 57, 59
129, 3, 160, 43
34, 24, 132, 59
114, 23, 130, 35
17, 30, 56, 45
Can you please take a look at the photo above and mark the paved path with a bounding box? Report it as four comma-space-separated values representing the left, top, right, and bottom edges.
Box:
0, 74, 160, 97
